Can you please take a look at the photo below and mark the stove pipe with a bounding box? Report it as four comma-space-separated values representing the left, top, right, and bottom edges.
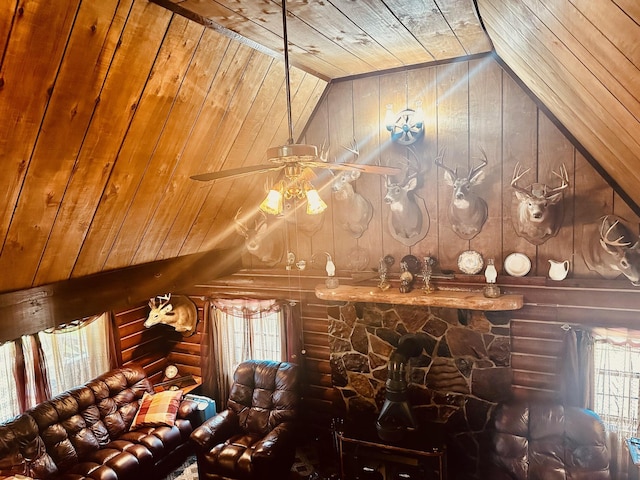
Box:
376, 334, 422, 442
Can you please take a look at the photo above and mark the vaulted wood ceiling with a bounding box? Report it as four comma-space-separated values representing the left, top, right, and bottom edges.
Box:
0, 0, 638, 295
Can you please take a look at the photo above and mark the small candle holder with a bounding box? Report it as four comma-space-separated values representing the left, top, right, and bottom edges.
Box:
483, 258, 501, 298
377, 256, 393, 291
422, 256, 436, 294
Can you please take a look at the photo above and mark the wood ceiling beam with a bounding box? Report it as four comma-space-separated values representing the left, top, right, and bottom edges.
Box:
0, 246, 242, 343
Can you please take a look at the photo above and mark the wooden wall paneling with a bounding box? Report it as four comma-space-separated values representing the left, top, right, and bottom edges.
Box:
511, 352, 558, 373
351, 75, 384, 271
150, 39, 242, 259
468, 57, 503, 264
151, 0, 346, 79
105, 23, 223, 268
436, 61, 470, 270
512, 386, 556, 402
316, 1, 436, 67
500, 72, 537, 265
0, 2, 13, 59
408, 66, 439, 260
283, 76, 332, 269
170, 47, 267, 255
510, 336, 562, 357
73, 15, 202, 276
512, 370, 558, 391
528, 0, 640, 125
286, 2, 402, 72
0, 0, 123, 291
0, 0, 79, 288
34, 0, 170, 285
202, 1, 374, 76
203, 60, 308, 248
572, 151, 614, 277
301, 85, 330, 266
378, 70, 411, 264
326, 80, 356, 269
480, 0, 640, 209
614, 192, 640, 230
535, 115, 575, 274
510, 319, 565, 340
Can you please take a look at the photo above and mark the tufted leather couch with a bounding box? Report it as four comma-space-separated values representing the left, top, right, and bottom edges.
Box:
190, 360, 300, 480
0, 365, 201, 480
488, 401, 610, 479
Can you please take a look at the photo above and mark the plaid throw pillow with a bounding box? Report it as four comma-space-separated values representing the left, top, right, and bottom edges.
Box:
130, 390, 183, 430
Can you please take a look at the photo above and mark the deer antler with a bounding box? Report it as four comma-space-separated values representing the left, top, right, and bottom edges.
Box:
435, 150, 457, 178
600, 217, 632, 247
319, 139, 329, 163
341, 138, 359, 159
234, 207, 248, 236
468, 148, 488, 181
511, 163, 531, 195
548, 163, 569, 194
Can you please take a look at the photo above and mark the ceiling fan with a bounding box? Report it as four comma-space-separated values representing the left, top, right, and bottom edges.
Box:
189, 0, 400, 214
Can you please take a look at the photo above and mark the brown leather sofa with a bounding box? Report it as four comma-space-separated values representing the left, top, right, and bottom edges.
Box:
190, 360, 300, 480
0, 365, 200, 480
488, 401, 610, 479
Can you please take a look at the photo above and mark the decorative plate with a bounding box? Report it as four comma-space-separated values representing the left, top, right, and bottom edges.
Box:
504, 253, 531, 277
457, 250, 484, 274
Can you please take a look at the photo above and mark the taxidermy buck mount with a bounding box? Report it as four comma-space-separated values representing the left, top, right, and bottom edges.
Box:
234, 208, 284, 266
384, 148, 429, 246
435, 148, 488, 240
330, 141, 374, 238
145, 294, 198, 336
188, 0, 399, 213
510, 162, 569, 245
582, 215, 640, 286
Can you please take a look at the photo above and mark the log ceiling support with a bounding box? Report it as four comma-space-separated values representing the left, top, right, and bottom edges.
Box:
0, 246, 242, 342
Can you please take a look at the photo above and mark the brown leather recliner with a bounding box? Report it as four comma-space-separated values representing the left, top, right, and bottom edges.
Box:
488, 401, 610, 479
190, 360, 300, 480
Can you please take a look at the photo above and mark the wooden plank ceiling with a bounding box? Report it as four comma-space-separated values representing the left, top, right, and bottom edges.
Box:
0, 0, 638, 295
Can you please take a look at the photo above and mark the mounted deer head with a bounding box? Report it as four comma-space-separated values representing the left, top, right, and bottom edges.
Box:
144, 294, 198, 336
435, 148, 488, 240
384, 149, 429, 246
582, 215, 640, 285
510, 163, 569, 245
330, 141, 373, 238
234, 208, 284, 265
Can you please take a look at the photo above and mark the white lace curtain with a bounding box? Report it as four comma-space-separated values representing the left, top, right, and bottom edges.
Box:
201, 298, 291, 409
0, 312, 113, 422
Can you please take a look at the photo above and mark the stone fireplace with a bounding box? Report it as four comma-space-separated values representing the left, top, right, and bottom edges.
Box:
327, 301, 512, 477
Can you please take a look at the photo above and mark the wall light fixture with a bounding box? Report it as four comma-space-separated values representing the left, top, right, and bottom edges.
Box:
385, 101, 424, 145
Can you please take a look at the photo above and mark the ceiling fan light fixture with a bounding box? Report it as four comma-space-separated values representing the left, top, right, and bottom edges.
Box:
305, 187, 327, 215
259, 183, 284, 215
267, 144, 318, 163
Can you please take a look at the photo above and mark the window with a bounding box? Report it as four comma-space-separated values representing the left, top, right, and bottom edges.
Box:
222, 306, 283, 374
38, 313, 111, 396
208, 299, 287, 405
593, 339, 640, 439
0, 313, 111, 422
0, 342, 20, 421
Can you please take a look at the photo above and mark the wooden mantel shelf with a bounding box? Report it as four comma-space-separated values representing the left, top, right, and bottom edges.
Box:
315, 284, 523, 311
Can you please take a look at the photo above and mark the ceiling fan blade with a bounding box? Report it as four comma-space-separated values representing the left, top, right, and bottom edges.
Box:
190, 164, 283, 182
301, 161, 401, 176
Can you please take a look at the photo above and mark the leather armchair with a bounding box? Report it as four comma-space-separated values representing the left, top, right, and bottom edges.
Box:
191, 360, 300, 480
488, 401, 610, 479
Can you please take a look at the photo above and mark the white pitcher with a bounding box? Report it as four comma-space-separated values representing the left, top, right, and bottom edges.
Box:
548, 259, 570, 281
